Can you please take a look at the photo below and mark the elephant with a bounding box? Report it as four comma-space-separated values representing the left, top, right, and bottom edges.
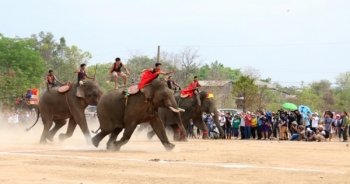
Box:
140, 90, 225, 140
15, 97, 38, 114
91, 79, 186, 152
26, 81, 103, 144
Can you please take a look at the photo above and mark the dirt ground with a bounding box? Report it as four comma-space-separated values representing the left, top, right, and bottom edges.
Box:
0, 122, 349, 184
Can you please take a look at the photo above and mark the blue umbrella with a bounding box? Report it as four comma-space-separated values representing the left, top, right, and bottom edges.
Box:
298, 105, 312, 116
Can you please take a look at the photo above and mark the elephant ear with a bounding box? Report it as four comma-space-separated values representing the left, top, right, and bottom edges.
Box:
76, 86, 85, 99
141, 84, 153, 99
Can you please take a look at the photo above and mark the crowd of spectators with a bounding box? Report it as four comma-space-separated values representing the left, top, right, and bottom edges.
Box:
202, 110, 349, 142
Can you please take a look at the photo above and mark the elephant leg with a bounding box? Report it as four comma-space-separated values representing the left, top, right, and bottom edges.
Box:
59, 118, 77, 142
113, 122, 138, 151
106, 128, 123, 151
47, 119, 67, 142
170, 124, 187, 142
149, 116, 175, 152
39, 115, 53, 144
147, 128, 156, 140
73, 113, 92, 145
193, 117, 210, 139
91, 129, 110, 148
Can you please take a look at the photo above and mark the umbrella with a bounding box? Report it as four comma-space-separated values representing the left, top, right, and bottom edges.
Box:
298, 105, 312, 116
282, 103, 298, 110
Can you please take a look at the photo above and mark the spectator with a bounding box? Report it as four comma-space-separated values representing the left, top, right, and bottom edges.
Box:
280, 113, 288, 140
260, 114, 269, 140
256, 111, 263, 140
289, 121, 300, 141
272, 113, 279, 139
244, 112, 252, 139
309, 128, 326, 142
324, 113, 333, 141
305, 128, 314, 141
251, 114, 257, 139
210, 125, 220, 139
232, 115, 240, 139
219, 113, 226, 138
335, 114, 342, 141
225, 113, 232, 139
341, 111, 348, 142
239, 113, 245, 140
310, 112, 319, 132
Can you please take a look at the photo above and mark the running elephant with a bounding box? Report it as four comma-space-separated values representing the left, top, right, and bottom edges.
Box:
142, 91, 224, 140
91, 79, 186, 152
27, 81, 103, 144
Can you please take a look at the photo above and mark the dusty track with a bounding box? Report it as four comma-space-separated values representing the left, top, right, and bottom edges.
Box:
0, 122, 349, 184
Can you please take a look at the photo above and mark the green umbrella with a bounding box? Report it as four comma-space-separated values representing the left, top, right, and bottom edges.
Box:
282, 103, 298, 110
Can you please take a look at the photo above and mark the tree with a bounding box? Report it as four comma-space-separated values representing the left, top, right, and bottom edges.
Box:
0, 34, 45, 106
231, 75, 258, 111
178, 47, 202, 83
242, 66, 261, 79
296, 85, 322, 112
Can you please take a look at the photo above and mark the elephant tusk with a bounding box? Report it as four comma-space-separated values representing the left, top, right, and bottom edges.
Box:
169, 106, 180, 113
178, 108, 185, 112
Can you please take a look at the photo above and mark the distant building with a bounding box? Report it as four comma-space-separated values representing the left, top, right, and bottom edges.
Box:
198, 80, 234, 108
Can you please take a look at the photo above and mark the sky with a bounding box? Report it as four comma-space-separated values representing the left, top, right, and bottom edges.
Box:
1, 0, 350, 87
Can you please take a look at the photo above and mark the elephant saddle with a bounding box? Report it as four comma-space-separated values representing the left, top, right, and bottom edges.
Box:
127, 84, 140, 95
25, 99, 38, 105
58, 82, 73, 93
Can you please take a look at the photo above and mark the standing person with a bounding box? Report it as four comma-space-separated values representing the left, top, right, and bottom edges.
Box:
251, 114, 257, 139
295, 110, 302, 125
260, 114, 269, 139
46, 70, 62, 90
109, 57, 130, 89
280, 113, 288, 140
341, 112, 349, 142
244, 112, 252, 139
225, 113, 232, 139
256, 111, 263, 140
239, 113, 246, 140
181, 76, 202, 106
232, 115, 241, 139
74, 64, 95, 86
335, 114, 343, 141
167, 76, 181, 90
287, 111, 296, 134
219, 113, 226, 139
303, 112, 311, 130
310, 112, 319, 132
324, 113, 334, 141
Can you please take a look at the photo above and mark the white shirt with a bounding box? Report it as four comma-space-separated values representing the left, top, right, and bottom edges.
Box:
213, 127, 219, 134
219, 116, 226, 126
311, 116, 319, 128
240, 118, 245, 126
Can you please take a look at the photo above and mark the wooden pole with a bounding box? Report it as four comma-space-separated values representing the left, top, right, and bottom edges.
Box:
157, 46, 160, 63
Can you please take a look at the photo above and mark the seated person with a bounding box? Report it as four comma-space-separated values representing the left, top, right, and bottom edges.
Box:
210, 125, 220, 139
25, 89, 32, 100
46, 70, 62, 90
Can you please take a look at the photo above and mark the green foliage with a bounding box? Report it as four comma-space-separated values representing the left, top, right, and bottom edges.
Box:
296, 86, 322, 111
0, 34, 45, 106
231, 75, 258, 111
195, 60, 241, 82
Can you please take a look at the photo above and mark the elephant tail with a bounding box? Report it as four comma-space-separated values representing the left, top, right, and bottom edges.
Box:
91, 127, 101, 134
26, 108, 40, 131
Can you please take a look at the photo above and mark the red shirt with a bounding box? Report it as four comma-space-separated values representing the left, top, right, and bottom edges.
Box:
245, 115, 252, 126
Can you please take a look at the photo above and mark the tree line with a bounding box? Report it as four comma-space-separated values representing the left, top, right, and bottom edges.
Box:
1, 32, 350, 113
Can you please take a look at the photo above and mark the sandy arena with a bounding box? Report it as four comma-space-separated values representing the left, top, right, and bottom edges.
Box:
0, 122, 349, 184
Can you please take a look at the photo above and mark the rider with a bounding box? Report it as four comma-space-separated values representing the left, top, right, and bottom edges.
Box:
181, 76, 202, 106
109, 57, 130, 89
138, 63, 175, 100
74, 64, 94, 86
167, 76, 181, 90
25, 89, 32, 100
46, 70, 62, 90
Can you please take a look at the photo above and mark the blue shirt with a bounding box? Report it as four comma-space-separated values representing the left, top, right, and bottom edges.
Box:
303, 114, 310, 126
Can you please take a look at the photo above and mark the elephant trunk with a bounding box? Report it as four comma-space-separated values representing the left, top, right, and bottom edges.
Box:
166, 99, 186, 138
212, 111, 225, 138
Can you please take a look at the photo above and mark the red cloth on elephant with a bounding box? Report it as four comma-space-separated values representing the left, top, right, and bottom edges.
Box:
138, 69, 160, 89
181, 81, 198, 98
